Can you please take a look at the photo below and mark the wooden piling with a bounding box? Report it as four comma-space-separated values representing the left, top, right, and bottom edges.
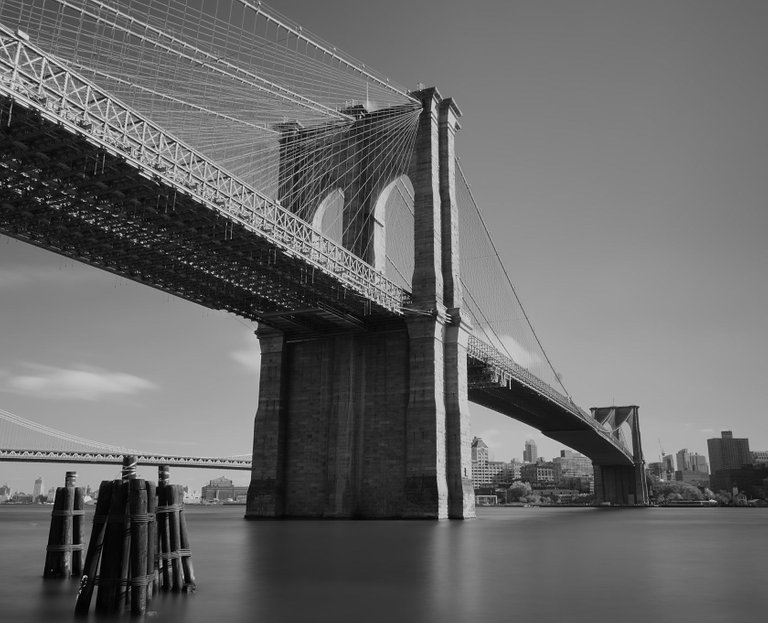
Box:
72, 481, 84, 576
156, 475, 172, 591
129, 478, 149, 615
43, 472, 84, 579
74, 480, 112, 615
145, 480, 159, 598
178, 486, 197, 591
166, 484, 184, 592
94, 479, 128, 615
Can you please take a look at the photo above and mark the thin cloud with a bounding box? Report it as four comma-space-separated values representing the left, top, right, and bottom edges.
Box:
0, 363, 156, 401
499, 335, 542, 369
0, 266, 91, 289
230, 337, 261, 373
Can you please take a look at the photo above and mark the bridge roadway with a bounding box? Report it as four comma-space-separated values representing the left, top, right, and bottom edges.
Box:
0, 26, 634, 471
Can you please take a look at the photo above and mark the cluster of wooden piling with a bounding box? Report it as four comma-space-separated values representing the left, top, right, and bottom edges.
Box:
157, 464, 196, 594
43, 457, 196, 616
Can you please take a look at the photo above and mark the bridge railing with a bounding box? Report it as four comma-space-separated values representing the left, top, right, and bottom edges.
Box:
467, 336, 629, 451
0, 25, 408, 313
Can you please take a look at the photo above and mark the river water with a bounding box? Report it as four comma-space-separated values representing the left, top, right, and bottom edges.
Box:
1, 504, 766, 622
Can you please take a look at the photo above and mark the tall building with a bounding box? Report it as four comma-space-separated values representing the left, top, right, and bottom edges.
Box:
676, 449, 692, 472
675, 449, 708, 474
707, 431, 751, 473
693, 454, 709, 473
471, 437, 505, 489
524, 439, 538, 464
661, 454, 675, 480
32, 476, 44, 500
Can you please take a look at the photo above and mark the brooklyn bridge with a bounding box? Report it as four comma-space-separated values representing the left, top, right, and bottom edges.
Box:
0, 0, 648, 517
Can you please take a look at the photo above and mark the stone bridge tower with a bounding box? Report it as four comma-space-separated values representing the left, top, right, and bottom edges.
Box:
245, 88, 476, 519
591, 406, 650, 506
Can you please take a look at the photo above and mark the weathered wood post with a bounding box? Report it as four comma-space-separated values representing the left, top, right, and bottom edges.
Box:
156, 466, 173, 590
157, 466, 196, 592
75, 480, 113, 614
145, 479, 159, 598
43, 471, 84, 578
178, 487, 196, 590
128, 478, 149, 614
94, 458, 134, 614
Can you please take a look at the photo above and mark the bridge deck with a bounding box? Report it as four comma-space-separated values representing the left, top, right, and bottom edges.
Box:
0, 94, 397, 332
0, 25, 407, 333
468, 384, 633, 465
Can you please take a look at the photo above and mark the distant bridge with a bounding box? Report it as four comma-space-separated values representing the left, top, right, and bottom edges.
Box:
0, 408, 251, 470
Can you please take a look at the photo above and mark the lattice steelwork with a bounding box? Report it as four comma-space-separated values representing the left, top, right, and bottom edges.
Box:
0, 0, 421, 284
0, 24, 409, 325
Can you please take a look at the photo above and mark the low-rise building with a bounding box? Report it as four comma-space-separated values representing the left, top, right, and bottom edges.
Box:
521, 463, 555, 485
751, 450, 768, 466
201, 476, 247, 503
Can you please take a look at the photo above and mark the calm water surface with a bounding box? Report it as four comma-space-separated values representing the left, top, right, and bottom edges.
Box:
1, 504, 766, 622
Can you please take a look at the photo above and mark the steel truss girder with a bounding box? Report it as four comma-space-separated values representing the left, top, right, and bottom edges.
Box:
0, 25, 407, 312
0, 107, 385, 327
467, 335, 632, 459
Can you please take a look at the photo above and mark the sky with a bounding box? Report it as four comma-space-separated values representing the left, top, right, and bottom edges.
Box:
2, 0, 768, 492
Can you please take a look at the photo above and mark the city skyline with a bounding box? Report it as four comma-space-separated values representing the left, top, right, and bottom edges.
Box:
2, 0, 768, 491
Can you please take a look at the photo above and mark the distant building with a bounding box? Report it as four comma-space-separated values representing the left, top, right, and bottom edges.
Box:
471, 437, 505, 489
674, 470, 710, 488
647, 462, 664, 478
692, 454, 709, 473
553, 450, 593, 478
494, 459, 522, 484
523, 439, 538, 464
710, 465, 768, 499
0, 483, 10, 503
553, 450, 594, 492
32, 476, 44, 500
661, 454, 675, 480
475, 494, 498, 506
520, 463, 555, 485
201, 476, 247, 502
751, 451, 768, 466
707, 431, 751, 473
675, 449, 708, 474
